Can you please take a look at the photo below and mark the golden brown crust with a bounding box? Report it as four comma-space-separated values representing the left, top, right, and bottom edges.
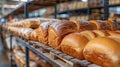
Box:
105, 20, 116, 31
89, 20, 111, 30
71, 20, 95, 32
80, 30, 96, 40
83, 37, 120, 67
38, 22, 53, 45
107, 31, 120, 35
48, 20, 77, 48
61, 33, 89, 59
92, 30, 110, 37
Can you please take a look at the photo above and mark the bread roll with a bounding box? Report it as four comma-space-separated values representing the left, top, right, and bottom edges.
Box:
61, 33, 89, 59
48, 20, 77, 48
71, 20, 94, 32
80, 30, 96, 40
89, 20, 111, 30
83, 37, 120, 67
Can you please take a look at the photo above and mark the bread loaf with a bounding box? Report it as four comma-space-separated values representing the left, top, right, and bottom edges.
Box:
83, 36, 120, 67
38, 22, 53, 45
61, 33, 89, 59
71, 20, 94, 32
29, 28, 39, 41
114, 22, 120, 30
107, 31, 120, 35
108, 35, 120, 43
21, 28, 34, 39
23, 18, 41, 29
89, 20, 111, 30
105, 20, 116, 30
116, 30, 120, 33
80, 31, 96, 40
48, 20, 77, 48
92, 30, 109, 37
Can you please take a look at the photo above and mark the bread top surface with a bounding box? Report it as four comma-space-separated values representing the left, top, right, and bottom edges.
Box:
80, 30, 96, 40
39, 22, 52, 30
83, 37, 120, 67
108, 35, 120, 43
105, 20, 115, 30
61, 33, 89, 48
89, 20, 111, 30
92, 30, 109, 37
71, 20, 94, 31
49, 20, 77, 35
107, 31, 120, 35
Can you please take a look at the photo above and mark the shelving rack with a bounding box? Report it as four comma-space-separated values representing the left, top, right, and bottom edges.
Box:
3, 0, 120, 20
1, 0, 120, 67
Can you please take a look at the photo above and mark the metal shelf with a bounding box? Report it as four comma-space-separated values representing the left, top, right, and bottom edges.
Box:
16, 37, 60, 67
56, 4, 120, 15
58, 8, 88, 14
3, 0, 72, 18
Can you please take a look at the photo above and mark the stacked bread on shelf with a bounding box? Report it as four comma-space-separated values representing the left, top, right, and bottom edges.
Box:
109, 0, 120, 5
13, 46, 52, 67
4, 18, 120, 67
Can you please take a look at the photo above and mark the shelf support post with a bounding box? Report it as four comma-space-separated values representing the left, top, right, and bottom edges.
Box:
10, 35, 13, 67
104, 0, 109, 20
24, 2, 29, 18
25, 47, 29, 67
54, 4, 57, 18
24, 2, 29, 67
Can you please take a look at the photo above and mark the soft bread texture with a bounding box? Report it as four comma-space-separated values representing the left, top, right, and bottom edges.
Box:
89, 20, 111, 30
80, 31, 96, 40
61, 33, 89, 59
83, 37, 120, 67
71, 20, 94, 32
48, 20, 77, 48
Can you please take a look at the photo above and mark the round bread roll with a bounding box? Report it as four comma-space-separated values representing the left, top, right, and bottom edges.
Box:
83, 37, 120, 67
48, 20, 77, 48
61, 33, 89, 59
89, 20, 111, 30
92, 30, 109, 37
80, 30, 96, 40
